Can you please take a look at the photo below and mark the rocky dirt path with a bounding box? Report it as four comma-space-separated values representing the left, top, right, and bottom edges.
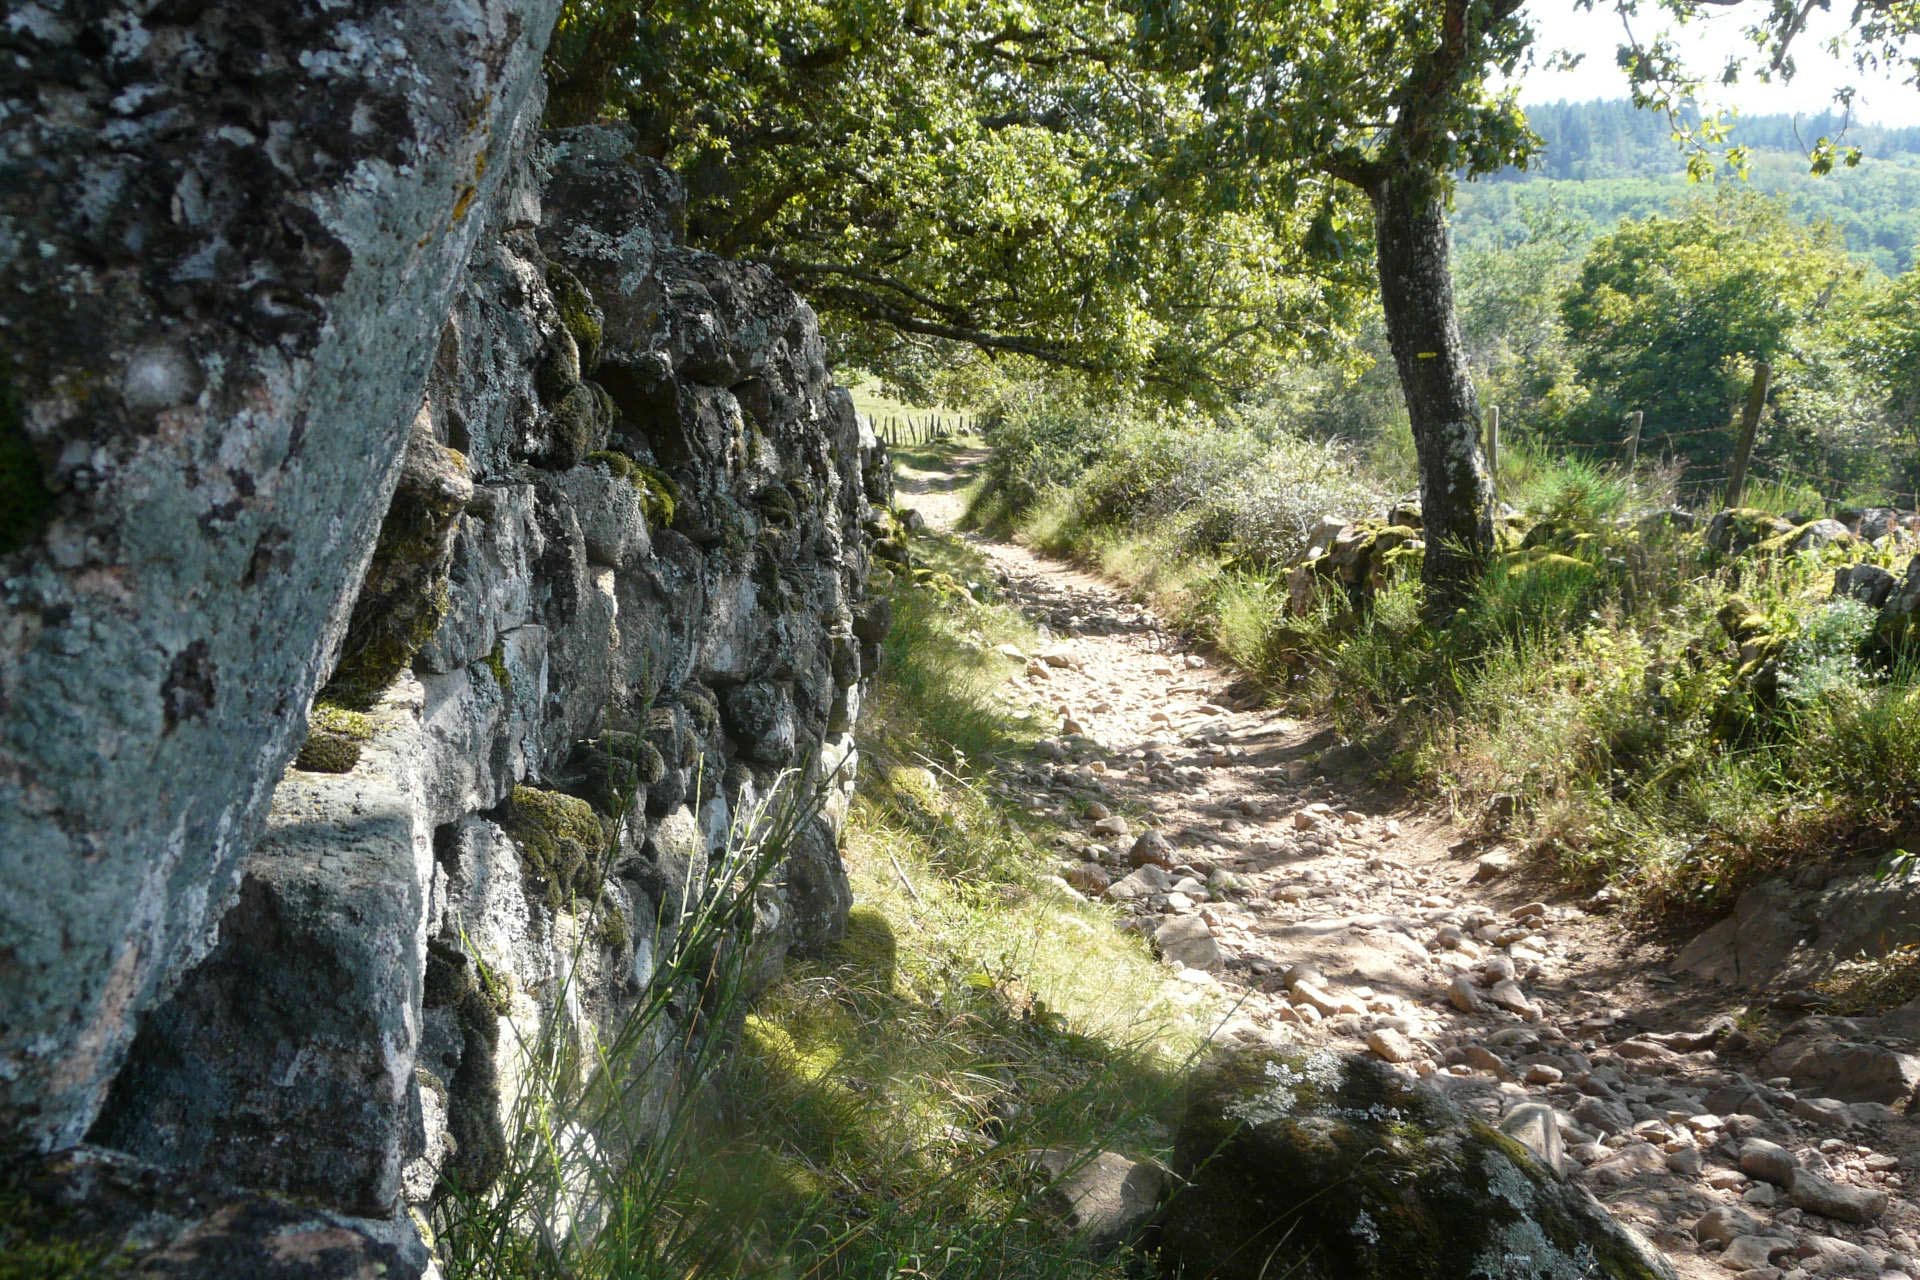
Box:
893, 445, 1920, 1280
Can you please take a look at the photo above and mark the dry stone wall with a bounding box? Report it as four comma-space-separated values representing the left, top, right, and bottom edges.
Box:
2, 11, 889, 1272
83, 119, 891, 1257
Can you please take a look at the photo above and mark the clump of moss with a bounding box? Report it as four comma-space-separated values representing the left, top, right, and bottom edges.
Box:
294, 702, 376, 774
584, 449, 679, 526
595, 906, 631, 951
481, 640, 512, 694
675, 683, 721, 736
0, 1186, 129, 1280
547, 264, 603, 372
501, 785, 609, 909
546, 382, 610, 468
634, 462, 679, 527
756, 484, 798, 528
0, 354, 51, 557
326, 581, 449, 710
565, 730, 667, 812
324, 429, 470, 709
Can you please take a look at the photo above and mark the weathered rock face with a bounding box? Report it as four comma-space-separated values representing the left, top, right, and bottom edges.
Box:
1674, 860, 1920, 991
1159, 1049, 1675, 1280
85, 120, 890, 1258
0, 0, 563, 1152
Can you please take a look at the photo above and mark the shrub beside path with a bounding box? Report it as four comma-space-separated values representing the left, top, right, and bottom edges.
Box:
895, 442, 1920, 1280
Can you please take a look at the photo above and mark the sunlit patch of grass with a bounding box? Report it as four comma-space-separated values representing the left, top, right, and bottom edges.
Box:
433, 517, 1207, 1280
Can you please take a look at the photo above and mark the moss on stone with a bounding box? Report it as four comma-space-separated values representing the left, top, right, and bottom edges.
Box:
595, 906, 631, 951
584, 450, 678, 526
756, 484, 799, 527
587, 449, 636, 479
566, 730, 667, 813
547, 382, 608, 468
293, 702, 376, 773
326, 581, 449, 710
675, 683, 721, 736
481, 640, 511, 694
547, 263, 603, 372
501, 785, 609, 909
1166, 1049, 1673, 1280
633, 462, 679, 527
0, 353, 51, 557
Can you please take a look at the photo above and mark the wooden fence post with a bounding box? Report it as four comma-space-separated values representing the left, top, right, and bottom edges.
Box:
1726, 360, 1771, 508
1625, 410, 1643, 471
1485, 405, 1500, 502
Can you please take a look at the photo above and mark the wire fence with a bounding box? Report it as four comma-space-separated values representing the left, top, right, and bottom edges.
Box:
1488, 380, 1918, 516
864, 413, 973, 448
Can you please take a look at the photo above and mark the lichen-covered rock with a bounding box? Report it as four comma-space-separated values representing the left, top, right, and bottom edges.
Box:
88, 121, 889, 1248
1, 1145, 429, 1280
1706, 508, 1795, 554
89, 678, 439, 1216
0, 0, 562, 1152
1159, 1049, 1675, 1280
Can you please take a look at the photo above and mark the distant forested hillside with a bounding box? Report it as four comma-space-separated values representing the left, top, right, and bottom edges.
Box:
1454, 99, 1920, 272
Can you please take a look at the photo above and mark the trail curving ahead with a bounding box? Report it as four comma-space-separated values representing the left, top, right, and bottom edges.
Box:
894, 442, 1920, 1280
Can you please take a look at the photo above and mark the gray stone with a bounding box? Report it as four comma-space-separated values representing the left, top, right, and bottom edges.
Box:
1160, 1049, 1677, 1280
1738, 1139, 1797, 1187
1033, 1149, 1167, 1254
1156, 916, 1224, 971
90, 681, 438, 1213
1674, 880, 1812, 988
1694, 1205, 1761, 1247
1721, 1236, 1794, 1271
0, 0, 563, 1153
1789, 1167, 1889, 1223
3, 1145, 431, 1279
1762, 1034, 1920, 1106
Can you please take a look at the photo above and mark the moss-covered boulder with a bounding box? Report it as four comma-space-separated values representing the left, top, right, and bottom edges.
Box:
1159, 1049, 1675, 1280
1705, 508, 1793, 555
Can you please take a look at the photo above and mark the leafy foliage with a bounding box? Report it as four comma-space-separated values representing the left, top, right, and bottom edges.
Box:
546, 0, 1369, 399
1557, 191, 1864, 478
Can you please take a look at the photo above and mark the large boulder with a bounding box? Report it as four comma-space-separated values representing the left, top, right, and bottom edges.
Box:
0, 0, 562, 1152
1159, 1049, 1675, 1280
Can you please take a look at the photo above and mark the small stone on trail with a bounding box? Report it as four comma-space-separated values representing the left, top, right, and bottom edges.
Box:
1738, 1139, 1796, 1187
1447, 974, 1481, 1013
1092, 815, 1130, 838
1367, 1028, 1417, 1064
1472, 850, 1514, 882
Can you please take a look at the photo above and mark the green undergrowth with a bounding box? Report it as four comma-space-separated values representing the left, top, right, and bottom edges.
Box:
973, 399, 1920, 918
693, 519, 1208, 1277
435, 492, 1212, 1279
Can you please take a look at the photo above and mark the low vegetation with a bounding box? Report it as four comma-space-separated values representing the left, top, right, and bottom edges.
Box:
436, 519, 1207, 1279
969, 386, 1920, 919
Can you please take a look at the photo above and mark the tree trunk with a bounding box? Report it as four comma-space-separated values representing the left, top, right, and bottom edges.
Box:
1369, 174, 1495, 623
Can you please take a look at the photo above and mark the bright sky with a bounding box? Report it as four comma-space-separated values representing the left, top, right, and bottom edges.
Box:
1518, 1, 1920, 128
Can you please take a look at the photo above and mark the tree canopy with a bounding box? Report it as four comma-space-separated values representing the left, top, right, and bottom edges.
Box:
545, 1, 1371, 400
